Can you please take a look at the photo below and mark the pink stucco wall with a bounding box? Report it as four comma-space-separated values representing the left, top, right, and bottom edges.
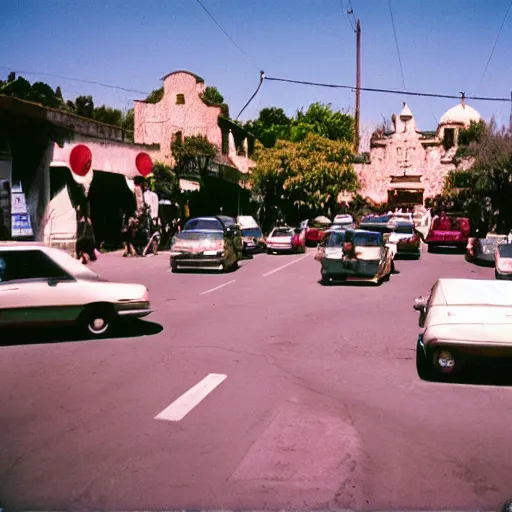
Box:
134, 72, 224, 165
354, 105, 472, 204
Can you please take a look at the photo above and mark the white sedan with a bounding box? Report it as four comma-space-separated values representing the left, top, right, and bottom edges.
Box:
0, 243, 152, 338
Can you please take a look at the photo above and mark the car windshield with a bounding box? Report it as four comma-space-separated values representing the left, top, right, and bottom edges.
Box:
271, 228, 293, 237
325, 231, 346, 247
394, 223, 414, 234
241, 228, 262, 238
498, 244, 512, 258
184, 218, 223, 231
354, 232, 382, 246
173, 231, 224, 242
362, 215, 391, 224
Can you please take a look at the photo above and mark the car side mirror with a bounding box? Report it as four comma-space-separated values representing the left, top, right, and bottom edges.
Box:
48, 278, 59, 287
413, 296, 428, 311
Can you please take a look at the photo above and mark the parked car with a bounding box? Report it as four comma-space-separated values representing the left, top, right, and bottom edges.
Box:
414, 278, 512, 380
466, 233, 507, 265
390, 212, 413, 223
170, 216, 242, 272
237, 215, 266, 254
316, 228, 394, 285
425, 213, 470, 252
388, 221, 421, 258
333, 214, 354, 225
0, 243, 152, 337
495, 243, 512, 280
266, 226, 306, 254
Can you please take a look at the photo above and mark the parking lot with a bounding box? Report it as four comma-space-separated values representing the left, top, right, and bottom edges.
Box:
1, 246, 512, 510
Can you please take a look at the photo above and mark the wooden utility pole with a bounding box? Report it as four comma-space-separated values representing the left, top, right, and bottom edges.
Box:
354, 20, 361, 153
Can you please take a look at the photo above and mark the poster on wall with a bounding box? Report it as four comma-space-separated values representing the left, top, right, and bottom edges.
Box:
11, 193, 27, 214
11, 213, 33, 238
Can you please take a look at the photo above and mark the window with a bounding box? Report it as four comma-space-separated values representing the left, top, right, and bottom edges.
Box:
176, 94, 185, 105
0, 250, 71, 283
173, 131, 183, 145
443, 128, 455, 150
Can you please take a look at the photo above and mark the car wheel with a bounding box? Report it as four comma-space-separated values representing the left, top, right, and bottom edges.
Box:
320, 273, 330, 286
427, 245, 435, 253
82, 304, 114, 338
432, 347, 463, 379
416, 341, 433, 381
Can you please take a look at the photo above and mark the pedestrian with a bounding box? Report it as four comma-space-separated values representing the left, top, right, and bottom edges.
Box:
121, 216, 138, 257
76, 208, 97, 265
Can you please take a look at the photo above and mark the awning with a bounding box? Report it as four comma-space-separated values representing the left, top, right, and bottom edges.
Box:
388, 182, 425, 190
179, 178, 200, 192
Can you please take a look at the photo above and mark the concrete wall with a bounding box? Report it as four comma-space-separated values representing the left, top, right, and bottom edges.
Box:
134, 72, 223, 165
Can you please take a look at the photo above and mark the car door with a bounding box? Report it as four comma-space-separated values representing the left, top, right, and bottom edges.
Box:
0, 249, 80, 327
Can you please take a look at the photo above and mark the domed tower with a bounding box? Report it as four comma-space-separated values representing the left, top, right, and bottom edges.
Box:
437, 97, 481, 151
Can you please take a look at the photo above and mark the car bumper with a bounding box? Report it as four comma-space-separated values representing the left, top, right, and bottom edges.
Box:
267, 245, 293, 252
495, 270, 512, 280
115, 301, 153, 319
171, 253, 225, 270
396, 244, 420, 254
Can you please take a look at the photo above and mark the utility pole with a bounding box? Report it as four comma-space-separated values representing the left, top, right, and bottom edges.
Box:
354, 19, 361, 153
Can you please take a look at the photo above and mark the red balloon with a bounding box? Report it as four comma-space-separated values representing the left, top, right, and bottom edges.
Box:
136, 152, 153, 177
69, 144, 92, 177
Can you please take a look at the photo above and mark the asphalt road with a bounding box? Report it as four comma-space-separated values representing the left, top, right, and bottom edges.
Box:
1, 245, 511, 511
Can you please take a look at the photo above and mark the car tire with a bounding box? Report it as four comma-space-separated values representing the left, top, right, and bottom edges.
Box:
416, 341, 433, 381
82, 304, 115, 338
427, 245, 435, 253
320, 273, 330, 286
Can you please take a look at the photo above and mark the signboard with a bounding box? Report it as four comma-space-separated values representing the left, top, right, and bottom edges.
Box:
11, 213, 33, 237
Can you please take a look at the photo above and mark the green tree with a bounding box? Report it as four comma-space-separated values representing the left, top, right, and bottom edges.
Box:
200, 85, 229, 117
122, 108, 134, 131
171, 134, 218, 182
93, 105, 123, 126
147, 162, 179, 203
244, 107, 292, 148
72, 95, 94, 118
145, 87, 164, 104
251, 133, 358, 225
293, 102, 354, 142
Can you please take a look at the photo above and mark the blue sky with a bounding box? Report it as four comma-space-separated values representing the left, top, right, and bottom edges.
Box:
2, 0, 512, 132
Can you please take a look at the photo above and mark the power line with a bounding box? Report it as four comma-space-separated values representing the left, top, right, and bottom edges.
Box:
264, 75, 512, 102
388, 0, 406, 91
0, 65, 149, 95
339, 0, 355, 31
236, 71, 265, 120
347, 0, 358, 28
475, 0, 512, 93
195, 0, 260, 71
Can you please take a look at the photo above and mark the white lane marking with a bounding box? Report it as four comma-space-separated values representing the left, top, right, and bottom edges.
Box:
154, 373, 227, 422
199, 279, 236, 295
263, 253, 310, 277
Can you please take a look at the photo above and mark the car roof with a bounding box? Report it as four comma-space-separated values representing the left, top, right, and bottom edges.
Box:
0, 242, 46, 251
431, 278, 512, 307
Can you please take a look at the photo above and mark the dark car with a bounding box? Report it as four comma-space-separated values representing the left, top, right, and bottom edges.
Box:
466, 233, 507, 266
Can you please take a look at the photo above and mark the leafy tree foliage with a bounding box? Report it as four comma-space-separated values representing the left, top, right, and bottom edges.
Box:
147, 162, 180, 203
245, 103, 354, 148
145, 87, 164, 104
0, 76, 61, 108
200, 85, 229, 118
171, 134, 218, 182
251, 133, 358, 226
442, 121, 512, 233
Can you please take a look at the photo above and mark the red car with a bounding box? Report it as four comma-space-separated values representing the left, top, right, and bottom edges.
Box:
302, 219, 330, 246
426, 213, 470, 252
266, 226, 306, 254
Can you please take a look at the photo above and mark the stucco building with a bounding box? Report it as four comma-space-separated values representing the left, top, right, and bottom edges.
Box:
134, 70, 256, 191
354, 99, 481, 208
